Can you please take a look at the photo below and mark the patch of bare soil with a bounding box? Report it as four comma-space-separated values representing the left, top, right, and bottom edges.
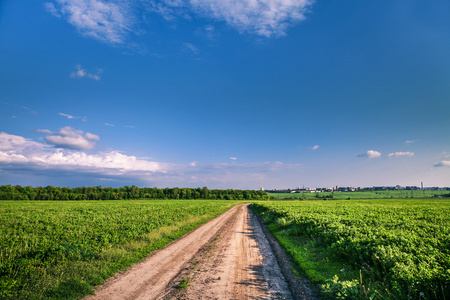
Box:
85, 204, 318, 300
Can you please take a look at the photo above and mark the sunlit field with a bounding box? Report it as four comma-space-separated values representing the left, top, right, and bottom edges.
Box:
252, 199, 450, 299
0, 200, 240, 299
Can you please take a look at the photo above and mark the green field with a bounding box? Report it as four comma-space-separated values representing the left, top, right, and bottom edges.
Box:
251, 199, 450, 299
3, 198, 450, 300
268, 190, 450, 200
0, 200, 240, 299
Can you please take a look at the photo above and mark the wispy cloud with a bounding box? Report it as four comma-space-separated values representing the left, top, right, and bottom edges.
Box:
59, 112, 77, 119
44, 2, 61, 17
46, 0, 313, 48
2, 103, 38, 116
18, 104, 38, 115
147, 0, 187, 21
105, 123, 116, 127
150, 0, 313, 37
405, 140, 417, 144
70, 64, 102, 80
37, 126, 100, 150
311, 145, 319, 150
183, 42, 199, 54
59, 112, 87, 121
187, 0, 313, 37
387, 151, 414, 158
434, 160, 450, 167
195, 25, 217, 40
230, 157, 237, 160
358, 150, 381, 158
45, 0, 135, 44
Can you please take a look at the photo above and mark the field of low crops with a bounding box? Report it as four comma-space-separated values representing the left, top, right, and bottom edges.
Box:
251, 199, 450, 299
0, 200, 239, 299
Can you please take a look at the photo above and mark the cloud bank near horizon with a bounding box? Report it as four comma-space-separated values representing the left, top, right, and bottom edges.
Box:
0, 131, 300, 188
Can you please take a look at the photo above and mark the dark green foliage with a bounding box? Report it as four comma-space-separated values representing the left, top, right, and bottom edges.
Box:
45, 278, 92, 299
0, 185, 269, 201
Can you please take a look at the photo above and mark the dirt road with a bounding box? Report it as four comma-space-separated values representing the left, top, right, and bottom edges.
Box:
85, 204, 317, 300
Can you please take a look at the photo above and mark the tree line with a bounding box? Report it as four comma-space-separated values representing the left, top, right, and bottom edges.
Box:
0, 185, 269, 201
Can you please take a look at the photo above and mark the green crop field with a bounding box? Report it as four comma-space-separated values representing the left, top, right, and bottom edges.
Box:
251, 199, 450, 299
267, 190, 450, 200
0, 200, 239, 299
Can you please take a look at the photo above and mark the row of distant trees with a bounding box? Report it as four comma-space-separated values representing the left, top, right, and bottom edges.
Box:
0, 185, 269, 201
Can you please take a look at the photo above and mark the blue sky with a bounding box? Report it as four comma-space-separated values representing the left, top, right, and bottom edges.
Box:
1, 0, 450, 189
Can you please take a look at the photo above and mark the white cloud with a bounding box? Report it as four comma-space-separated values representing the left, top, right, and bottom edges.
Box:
59, 112, 87, 121
59, 112, 77, 119
0, 132, 304, 188
405, 140, 417, 144
88, 73, 101, 80
44, 2, 61, 17
311, 145, 319, 150
31, 151, 161, 172
40, 126, 100, 150
0, 132, 49, 153
359, 150, 381, 158
230, 157, 237, 160
70, 64, 101, 80
188, 0, 313, 37
84, 132, 100, 141
196, 25, 216, 40
148, 0, 187, 21
0, 132, 163, 175
105, 123, 116, 127
46, 0, 134, 44
13, 104, 38, 115
46, 0, 313, 49
35, 129, 53, 134
183, 42, 199, 54
434, 161, 450, 167
387, 151, 414, 158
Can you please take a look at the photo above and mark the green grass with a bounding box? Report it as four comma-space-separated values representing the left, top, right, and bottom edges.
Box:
0, 200, 240, 299
251, 199, 450, 299
268, 190, 449, 200
177, 277, 190, 289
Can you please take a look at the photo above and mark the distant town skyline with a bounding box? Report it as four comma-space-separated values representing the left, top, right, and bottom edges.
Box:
1, 0, 450, 188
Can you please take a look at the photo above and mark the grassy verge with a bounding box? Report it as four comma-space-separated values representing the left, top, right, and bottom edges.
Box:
0, 200, 240, 299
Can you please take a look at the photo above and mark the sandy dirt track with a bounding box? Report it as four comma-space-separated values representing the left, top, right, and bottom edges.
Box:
85, 204, 317, 300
